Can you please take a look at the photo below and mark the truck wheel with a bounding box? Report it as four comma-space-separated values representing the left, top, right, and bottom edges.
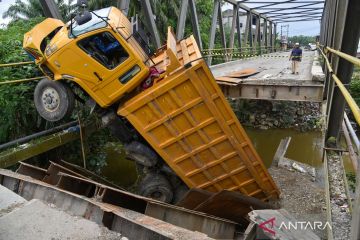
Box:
173, 184, 189, 204
34, 79, 75, 122
138, 173, 173, 203
124, 141, 158, 167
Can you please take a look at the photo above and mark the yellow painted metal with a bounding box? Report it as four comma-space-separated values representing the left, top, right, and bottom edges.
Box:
0, 61, 34, 67
0, 76, 44, 85
24, 7, 150, 108
23, 18, 65, 63
319, 48, 360, 126
326, 47, 360, 68
118, 36, 280, 201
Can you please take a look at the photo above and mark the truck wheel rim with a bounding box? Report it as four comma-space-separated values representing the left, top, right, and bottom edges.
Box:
42, 87, 60, 112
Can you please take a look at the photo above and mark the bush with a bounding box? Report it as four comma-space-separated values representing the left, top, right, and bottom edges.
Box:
0, 18, 44, 143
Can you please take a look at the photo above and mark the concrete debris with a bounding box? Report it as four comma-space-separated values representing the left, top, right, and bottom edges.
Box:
327, 154, 351, 240
268, 167, 326, 239
292, 162, 306, 173
0, 199, 124, 240
278, 157, 316, 180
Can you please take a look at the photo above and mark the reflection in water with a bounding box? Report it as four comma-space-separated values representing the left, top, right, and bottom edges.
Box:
101, 144, 138, 188
246, 128, 324, 168
100, 128, 354, 187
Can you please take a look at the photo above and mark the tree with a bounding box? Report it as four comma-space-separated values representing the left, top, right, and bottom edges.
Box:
3, 0, 75, 22
288, 35, 316, 46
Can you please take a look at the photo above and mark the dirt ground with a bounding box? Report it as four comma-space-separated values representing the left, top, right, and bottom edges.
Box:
268, 167, 327, 239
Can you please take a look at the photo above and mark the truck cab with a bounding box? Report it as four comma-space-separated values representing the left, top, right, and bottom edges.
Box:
24, 7, 150, 121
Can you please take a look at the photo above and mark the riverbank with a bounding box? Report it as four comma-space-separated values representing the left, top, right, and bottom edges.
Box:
231, 99, 323, 131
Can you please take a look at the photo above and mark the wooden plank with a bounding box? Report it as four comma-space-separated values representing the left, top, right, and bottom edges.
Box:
272, 137, 291, 167
225, 69, 259, 78
215, 76, 242, 84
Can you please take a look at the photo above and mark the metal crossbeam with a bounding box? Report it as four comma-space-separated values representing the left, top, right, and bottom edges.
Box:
272, 13, 323, 20
276, 18, 321, 23
241, 1, 324, 4
256, 2, 324, 14
266, 9, 322, 17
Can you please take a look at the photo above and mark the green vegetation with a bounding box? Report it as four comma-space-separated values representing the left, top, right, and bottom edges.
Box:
3, 0, 75, 21
0, 18, 44, 143
346, 172, 356, 193
288, 35, 316, 46
349, 66, 360, 106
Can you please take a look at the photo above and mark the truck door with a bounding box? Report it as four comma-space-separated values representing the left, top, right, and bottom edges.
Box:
75, 31, 137, 105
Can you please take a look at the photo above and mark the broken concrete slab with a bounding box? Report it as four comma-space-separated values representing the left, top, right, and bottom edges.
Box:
0, 199, 123, 240
311, 51, 325, 82
0, 184, 27, 216
278, 157, 316, 180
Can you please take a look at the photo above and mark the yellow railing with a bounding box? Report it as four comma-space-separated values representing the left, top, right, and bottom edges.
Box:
0, 61, 34, 67
318, 47, 360, 126
325, 47, 360, 68
0, 61, 43, 84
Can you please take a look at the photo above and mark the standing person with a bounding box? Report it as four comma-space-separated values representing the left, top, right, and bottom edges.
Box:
289, 43, 302, 74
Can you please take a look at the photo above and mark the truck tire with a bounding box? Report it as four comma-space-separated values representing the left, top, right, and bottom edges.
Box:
173, 184, 189, 204
34, 79, 75, 122
138, 173, 173, 203
124, 141, 158, 167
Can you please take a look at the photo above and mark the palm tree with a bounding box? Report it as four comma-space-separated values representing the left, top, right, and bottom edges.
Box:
3, 0, 75, 21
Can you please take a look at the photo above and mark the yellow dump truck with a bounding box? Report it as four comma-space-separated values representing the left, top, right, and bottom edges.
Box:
24, 3, 279, 203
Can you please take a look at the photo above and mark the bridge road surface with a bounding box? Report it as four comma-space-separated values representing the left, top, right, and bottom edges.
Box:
210, 51, 324, 102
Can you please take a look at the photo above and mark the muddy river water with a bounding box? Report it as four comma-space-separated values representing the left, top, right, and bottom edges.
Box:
100, 128, 354, 187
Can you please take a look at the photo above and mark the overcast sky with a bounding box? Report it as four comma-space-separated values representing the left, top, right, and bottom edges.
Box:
0, 0, 15, 26
0, 0, 322, 36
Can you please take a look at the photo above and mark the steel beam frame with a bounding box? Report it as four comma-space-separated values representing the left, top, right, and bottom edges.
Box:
241, 1, 324, 3
117, 0, 130, 16
208, 0, 221, 65
39, 0, 63, 20
326, 0, 360, 142
188, 0, 203, 50
176, 0, 189, 41
141, 0, 161, 49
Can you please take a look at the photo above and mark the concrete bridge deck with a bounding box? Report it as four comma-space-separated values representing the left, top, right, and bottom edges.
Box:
211, 51, 325, 102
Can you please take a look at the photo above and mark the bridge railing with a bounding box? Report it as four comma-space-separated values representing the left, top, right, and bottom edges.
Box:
318, 45, 360, 240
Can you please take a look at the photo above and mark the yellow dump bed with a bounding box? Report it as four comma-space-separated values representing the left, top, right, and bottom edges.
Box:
118, 30, 279, 201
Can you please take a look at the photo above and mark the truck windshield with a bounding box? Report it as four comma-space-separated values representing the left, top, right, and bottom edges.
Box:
69, 7, 111, 38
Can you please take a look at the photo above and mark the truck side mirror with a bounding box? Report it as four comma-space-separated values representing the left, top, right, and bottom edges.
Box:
75, 11, 92, 25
